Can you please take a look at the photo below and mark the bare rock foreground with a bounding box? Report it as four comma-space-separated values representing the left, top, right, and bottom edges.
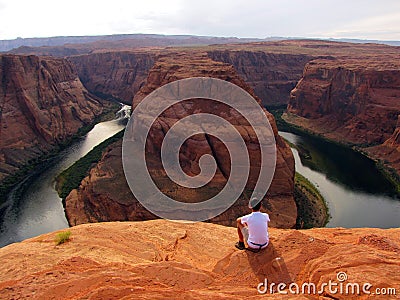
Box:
0, 220, 399, 299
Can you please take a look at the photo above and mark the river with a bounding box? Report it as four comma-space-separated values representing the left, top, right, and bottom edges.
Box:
1, 115, 398, 247
280, 131, 400, 228
0, 105, 130, 247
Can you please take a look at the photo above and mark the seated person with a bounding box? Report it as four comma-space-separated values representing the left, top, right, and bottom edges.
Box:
235, 197, 270, 251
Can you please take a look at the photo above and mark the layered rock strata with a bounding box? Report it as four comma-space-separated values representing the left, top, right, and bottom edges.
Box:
0, 54, 104, 186
287, 55, 400, 175
208, 50, 312, 106
69, 52, 156, 104
65, 52, 297, 228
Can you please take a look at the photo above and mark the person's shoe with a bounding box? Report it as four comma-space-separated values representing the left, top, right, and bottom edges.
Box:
235, 241, 245, 250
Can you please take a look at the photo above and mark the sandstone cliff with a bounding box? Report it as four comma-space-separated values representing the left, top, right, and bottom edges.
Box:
0, 220, 398, 299
70, 48, 310, 108
367, 115, 400, 177
0, 54, 104, 187
69, 51, 156, 104
208, 50, 312, 106
65, 52, 297, 228
287, 52, 400, 176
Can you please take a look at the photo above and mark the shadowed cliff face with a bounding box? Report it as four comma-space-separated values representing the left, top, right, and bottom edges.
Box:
65, 52, 297, 228
68, 48, 311, 107
69, 52, 156, 104
287, 55, 400, 175
0, 54, 104, 184
208, 50, 312, 106
367, 115, 400, 176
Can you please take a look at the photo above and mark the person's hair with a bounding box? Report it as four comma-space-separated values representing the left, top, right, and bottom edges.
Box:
252, 201, 262, 211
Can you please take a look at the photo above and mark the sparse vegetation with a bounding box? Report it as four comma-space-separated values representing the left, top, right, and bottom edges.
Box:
294, 172, 329, 229
270, 107, 400, 197
267, 106, 327, 139
376, 161, 400, 195
56, 130, 124, 201
0, 101, 120, 204
55, 230, 71, 245
269, 107, 329, 228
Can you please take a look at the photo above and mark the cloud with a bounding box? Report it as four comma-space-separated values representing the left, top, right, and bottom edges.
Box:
128, 0, 400, 39
0, 0, 399, 40
313, 10, 400, 40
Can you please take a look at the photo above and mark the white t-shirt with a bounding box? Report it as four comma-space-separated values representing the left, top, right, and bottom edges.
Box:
241, 211, 270, 248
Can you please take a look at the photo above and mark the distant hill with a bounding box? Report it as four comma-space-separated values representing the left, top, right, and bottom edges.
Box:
327, 37, 400, 46
0, 34, 268, 52
1, 34, 398, 53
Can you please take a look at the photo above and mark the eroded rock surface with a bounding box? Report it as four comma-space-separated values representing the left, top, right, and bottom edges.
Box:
65, 52, 297, 228
0, 54, 104, 184
208, 50, 312, 105
287, 53, 400, 175
69, 51, 155, 104
0, 220, 398, 299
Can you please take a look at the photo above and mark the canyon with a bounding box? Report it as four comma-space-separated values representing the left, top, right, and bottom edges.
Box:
0, 54, 105, 198
68, 51, 156, 104
66, 47, 312, 107
207, 50, 312, 106
287, 50, 400, 177
1, 40, 399, 226
0, 38, 399, 298
65, 51, 297, 228
61, 40, 400, 229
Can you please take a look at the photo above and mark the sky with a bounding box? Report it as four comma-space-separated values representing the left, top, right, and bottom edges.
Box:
0, 0, 399, 41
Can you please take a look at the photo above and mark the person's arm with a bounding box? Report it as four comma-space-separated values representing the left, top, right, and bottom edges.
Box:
237, 217, 245, 228
236, 217, 247, 243
238, 216, 248, 227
